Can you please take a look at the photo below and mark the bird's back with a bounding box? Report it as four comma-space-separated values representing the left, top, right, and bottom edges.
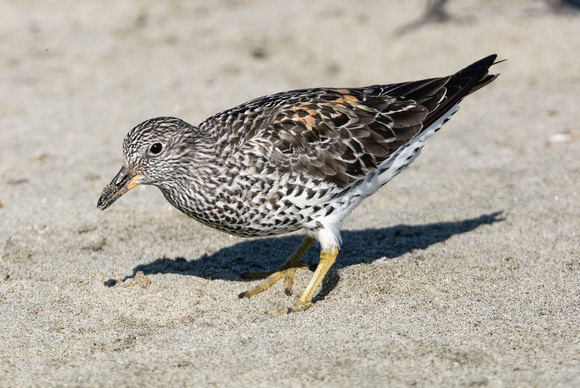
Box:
188, 55, 500, 238
200, 55, 498, 187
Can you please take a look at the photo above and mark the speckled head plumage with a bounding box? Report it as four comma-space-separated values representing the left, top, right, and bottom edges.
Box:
121, 117, 206, 186
98, 54, 501, 315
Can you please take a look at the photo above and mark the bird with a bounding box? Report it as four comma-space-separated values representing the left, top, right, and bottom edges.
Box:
98, 54, 500, 315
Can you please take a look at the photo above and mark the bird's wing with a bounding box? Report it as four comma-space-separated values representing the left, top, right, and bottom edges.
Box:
202, 55, 499, 188
252, 87, 433, 187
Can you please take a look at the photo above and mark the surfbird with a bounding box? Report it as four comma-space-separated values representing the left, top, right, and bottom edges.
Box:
98, 54, 500, 315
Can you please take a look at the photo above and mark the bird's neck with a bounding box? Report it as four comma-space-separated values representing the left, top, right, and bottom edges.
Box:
158, 139, 227, 223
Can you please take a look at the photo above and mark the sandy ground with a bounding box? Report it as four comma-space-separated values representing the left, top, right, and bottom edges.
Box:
1, 0, 579, 386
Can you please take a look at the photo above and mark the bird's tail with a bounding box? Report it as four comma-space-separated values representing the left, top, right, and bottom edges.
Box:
371, 54, 501, 189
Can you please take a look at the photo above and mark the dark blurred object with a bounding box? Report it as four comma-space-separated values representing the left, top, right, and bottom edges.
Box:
395, 0, 451, 34
548, 0, 580, 12
397, 0, 579, 35
424, 0, 450, 22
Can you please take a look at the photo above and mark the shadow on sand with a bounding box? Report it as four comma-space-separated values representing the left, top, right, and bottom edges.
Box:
108, 211, 503, 293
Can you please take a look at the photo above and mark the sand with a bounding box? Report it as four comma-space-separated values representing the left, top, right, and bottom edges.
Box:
1, 0, 579, 386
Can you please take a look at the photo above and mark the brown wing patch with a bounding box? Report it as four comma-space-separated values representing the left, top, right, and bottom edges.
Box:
332, 89, 352, 94
261, 90, 428, 187
288, 105, 322, 131
331, 89, 360, 105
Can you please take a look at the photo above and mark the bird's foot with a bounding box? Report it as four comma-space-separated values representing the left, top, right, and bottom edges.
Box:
266, 301, 315, 316
239, 264, 310, 298
239, 236, 315, 298
239, 241, 339, 316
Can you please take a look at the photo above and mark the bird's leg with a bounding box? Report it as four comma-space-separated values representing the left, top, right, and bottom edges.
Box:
267, 245, 338, 316
239, 236, 315, 298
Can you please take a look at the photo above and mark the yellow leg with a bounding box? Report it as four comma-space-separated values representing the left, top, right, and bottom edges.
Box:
268, 245, 339, 316
238, 236, 315, 299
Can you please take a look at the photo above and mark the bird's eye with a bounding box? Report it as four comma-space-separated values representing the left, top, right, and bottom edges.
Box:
149, 143, 163, 155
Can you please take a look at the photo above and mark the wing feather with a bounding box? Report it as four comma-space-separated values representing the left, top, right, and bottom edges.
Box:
200, 54, 499, 188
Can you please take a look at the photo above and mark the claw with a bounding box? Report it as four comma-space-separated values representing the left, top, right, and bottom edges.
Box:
267, 301, 315, 316
239, 237, 315, 299
238, 236, 339, 315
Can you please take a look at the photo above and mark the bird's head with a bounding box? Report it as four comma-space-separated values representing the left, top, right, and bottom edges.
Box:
97, 117, 203, 211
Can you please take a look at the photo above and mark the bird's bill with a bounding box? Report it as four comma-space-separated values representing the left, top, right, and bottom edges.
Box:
97, 165, 142, 211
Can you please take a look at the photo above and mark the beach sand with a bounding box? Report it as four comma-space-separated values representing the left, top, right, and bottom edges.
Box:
1, 0, 579, 386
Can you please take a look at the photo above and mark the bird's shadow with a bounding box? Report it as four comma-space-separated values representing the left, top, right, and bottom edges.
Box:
108, 211, 504, 298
